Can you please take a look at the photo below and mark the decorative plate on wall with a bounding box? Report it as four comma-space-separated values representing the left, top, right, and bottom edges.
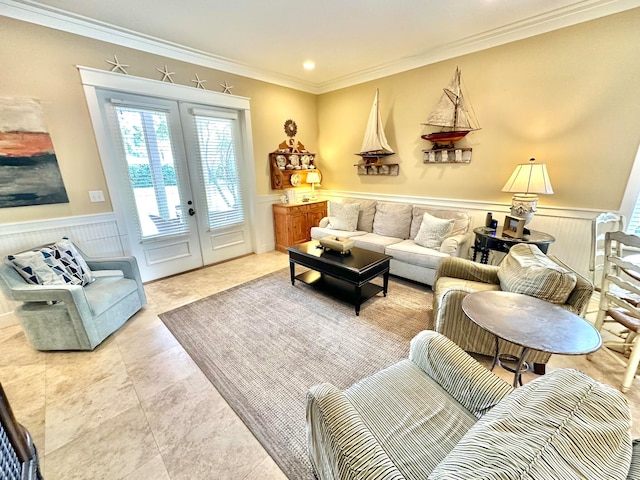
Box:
290, 173, 302, 186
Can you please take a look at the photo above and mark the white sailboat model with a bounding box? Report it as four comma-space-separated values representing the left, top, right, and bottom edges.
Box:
356, 89, 395, 165
421, 67, 480, 148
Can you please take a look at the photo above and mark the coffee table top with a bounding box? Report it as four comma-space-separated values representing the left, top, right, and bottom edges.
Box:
462, 291, 601, 355
287, 241, 391, 272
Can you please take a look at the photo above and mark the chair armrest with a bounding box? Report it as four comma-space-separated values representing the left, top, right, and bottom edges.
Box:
307, 383, 406, 480
318, 217, 329, 228
549, 256, 594, 316
434, 257, 500, 287
440, 232, 472, 256
408, 331, 513, 418
85, 256, 141, 281
5, 282, 90, 308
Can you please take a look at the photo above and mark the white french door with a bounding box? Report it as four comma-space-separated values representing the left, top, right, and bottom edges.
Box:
87, 83, 254, 281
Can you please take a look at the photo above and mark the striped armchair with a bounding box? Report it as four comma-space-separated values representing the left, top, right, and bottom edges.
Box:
306, 331, 636, 480
432, 254, 594, 366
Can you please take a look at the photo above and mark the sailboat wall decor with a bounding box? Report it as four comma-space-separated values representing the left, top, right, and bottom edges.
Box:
355, 89, 397, 173
421, 67, 480, 149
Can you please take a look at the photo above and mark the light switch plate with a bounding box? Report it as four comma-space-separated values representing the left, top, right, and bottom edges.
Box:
89, 190, 105, 202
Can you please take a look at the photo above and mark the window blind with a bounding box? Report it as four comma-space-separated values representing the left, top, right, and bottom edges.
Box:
627, 193, 640, 236
191, 111, 245, 230
110, 101, 190, 240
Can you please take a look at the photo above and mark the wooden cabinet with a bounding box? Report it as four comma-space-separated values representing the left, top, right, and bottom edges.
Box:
273, 200, 327, 253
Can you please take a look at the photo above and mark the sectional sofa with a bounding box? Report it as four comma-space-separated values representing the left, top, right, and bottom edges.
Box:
310, 198, 472, 285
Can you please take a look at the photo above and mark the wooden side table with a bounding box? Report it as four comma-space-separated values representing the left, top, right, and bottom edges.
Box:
462, 291, 601, 387
273, 200, 327, 253
472, 226, 555, 264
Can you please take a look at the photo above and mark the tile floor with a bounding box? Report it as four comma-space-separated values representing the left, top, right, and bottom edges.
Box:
2, 250, 639, 479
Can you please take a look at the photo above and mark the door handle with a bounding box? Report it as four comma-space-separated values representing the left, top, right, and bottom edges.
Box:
188, 208, 195, 216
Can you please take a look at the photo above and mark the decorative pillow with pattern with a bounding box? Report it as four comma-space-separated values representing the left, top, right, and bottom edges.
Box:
54, 237, 94, 284
328, 201, 360, 231
413, 212, 455, 249
8, 249, 72, 285
428, 369, 632, 480
498, 243, 577, 304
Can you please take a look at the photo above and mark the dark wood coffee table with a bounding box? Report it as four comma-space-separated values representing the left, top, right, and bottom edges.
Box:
462, 291, 602, 387
287, 241, 392, 315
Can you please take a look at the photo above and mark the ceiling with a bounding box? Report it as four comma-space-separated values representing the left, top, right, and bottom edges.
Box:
2, 0, 639, 93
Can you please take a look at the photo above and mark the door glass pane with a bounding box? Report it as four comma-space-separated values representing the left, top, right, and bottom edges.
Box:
194, 116, 244, 229
114, 106, 188, 239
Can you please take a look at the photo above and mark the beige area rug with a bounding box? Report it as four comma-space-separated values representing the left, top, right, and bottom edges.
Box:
159, 268, 433, 479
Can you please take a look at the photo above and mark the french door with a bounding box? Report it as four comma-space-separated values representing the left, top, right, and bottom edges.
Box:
92, 89, 253, 281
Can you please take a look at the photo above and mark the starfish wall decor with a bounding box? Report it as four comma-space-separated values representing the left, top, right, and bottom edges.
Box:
157, 65, 175, 83
105, 55, 129, 74
191, 74, 207, 89
220, 81, 234, 94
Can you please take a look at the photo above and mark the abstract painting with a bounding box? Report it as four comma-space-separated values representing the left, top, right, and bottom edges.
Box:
0, 97, 69, 208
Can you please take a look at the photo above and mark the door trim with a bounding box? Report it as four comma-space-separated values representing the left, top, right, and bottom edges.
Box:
78, 66, 258, 276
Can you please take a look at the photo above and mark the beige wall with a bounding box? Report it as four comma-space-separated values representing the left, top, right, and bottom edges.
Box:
0, 16, 317, 224
317, 8, 640, 211
2, 9, 640, 227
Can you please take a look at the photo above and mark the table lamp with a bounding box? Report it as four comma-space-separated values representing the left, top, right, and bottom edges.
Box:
306, 171, 321, 200
501, 158, 553, 225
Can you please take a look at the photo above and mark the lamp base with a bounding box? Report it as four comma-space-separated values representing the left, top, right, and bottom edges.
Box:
510, 194, 538, 225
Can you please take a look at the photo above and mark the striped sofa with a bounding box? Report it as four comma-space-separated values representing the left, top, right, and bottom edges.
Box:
432, 249, 593, 366
307, 331, 638, 480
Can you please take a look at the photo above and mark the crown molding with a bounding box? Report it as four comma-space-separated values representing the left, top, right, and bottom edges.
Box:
2, 0, 639, 94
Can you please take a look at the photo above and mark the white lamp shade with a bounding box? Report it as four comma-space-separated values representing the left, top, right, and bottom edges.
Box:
501, 158, 553, 195
306, 171, 321, 184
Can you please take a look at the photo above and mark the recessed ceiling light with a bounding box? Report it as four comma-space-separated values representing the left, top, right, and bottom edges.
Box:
303, 61, 315, 70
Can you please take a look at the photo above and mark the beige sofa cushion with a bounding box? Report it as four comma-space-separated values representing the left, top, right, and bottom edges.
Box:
414, 213, 455, 249
373, 202, 413, 239
411, 206, 469, 239
344, 198, 377, 232
328, 201, 360, 231
498, 244, 577, 304
429, 369, 632, 480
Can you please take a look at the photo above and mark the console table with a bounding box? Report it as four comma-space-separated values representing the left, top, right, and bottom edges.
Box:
472, 226, 555, 264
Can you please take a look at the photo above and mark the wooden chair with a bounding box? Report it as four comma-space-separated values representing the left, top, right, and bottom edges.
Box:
589, 231, 640, 393
1, 383, 43, 479
589, 212, 625, 288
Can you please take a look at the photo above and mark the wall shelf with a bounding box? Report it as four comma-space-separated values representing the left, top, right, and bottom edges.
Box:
270, 152, 321, 189
354, 163, 399, 176
423, 147, 472, 164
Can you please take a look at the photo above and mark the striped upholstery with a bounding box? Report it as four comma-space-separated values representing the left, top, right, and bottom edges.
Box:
307, 384, 405, 480
307, 331, 636, 480
498, 244, 577, 305
428, 369, 633, 479
433, 255, 594, 364
307, 331, 512, 479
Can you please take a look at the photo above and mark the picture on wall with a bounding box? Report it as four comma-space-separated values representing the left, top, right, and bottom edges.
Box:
0, 97, 69, 208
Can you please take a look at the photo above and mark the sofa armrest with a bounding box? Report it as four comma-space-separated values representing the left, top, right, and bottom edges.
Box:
408, 331, 513, 418
307, 383, 406, 480
318, 216, 330, 228
439, 232, 472, 256
434, 257, 500, 286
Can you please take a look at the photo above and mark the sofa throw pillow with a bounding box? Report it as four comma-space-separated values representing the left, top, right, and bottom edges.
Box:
54, 237, 94, 284
345, 198, 377, 232
428, 369, 632, 480
373, 202, 413, 239
413, 213, 454, 249
8, 249, 73, 286
497, 243, 577, 304
328, 201, 360, 231
410, 206, 469, 240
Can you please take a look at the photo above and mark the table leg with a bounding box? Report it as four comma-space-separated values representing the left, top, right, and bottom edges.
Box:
289, 261, 295, 285
355, 285, 362, 316
382, 270, 389, 297
513, 347, 529, 388
490, 336, 499, 371
481, 248, 489, 264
